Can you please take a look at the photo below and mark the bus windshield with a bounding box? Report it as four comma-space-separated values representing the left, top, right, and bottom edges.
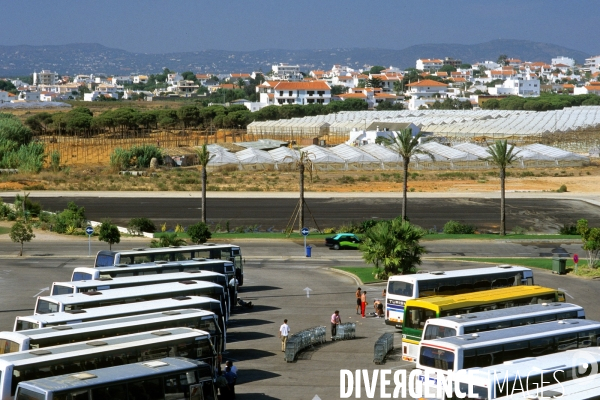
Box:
419, 346, 454, 371
35, 300, 59, 315
388, 281, 413, 297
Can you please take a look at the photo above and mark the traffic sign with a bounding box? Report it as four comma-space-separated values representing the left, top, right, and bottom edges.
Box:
573, 254, 579, 264
85, 226, 94, 236
301, 227, 309, 236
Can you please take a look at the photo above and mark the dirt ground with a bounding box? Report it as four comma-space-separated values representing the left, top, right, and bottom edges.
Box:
0, 161, 599, 194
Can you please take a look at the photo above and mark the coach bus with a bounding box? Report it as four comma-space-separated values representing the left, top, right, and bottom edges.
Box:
15, 357, 217, 400
422, 302, 584, 341
0, 327, 215, 400
1, 309, 224, 355
441, 347, 600, 399
385, 266, 534, 328
35, 281, 226, 320
14, 296, 223, 334
95, 243, 244, 285
401, 285, 565, 362
417, 319, 600, 381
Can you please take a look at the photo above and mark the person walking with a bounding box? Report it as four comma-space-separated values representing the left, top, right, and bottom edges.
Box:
331, 310, 341, 340
279, 319, 290, 352
361, 290, 367, 318
355, 287, 362, 315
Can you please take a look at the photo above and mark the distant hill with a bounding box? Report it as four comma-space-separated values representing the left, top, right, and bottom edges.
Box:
0, 39, 591, 76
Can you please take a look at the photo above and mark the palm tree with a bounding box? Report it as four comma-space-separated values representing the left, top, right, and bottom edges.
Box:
359, 218, 426, 278
195, 145, 214, 223
150, 232, 187, 248
387, 128, 434, 221
486, 140, 520, 236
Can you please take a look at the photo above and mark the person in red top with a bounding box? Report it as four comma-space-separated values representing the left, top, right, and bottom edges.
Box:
331, 310, 341, 340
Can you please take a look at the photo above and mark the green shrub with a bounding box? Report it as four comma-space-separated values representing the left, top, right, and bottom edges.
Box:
109, 148, 131, 171
512, 226, 527, 235
557, 184, 568, 193
52, 202, 87, 234
50, 150, 61, 172
443, 220, 476, 234
559, 223, 578, 235
187, 222, 212, 243
129, 144, 163, 168
128, 217, 156, 235
323, 227, 336, 234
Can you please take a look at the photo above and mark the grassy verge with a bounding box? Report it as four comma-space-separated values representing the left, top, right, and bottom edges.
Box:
0, 226, 10, 235
153, 232, 331, 240
423, 234, 580, 241
332, 267, 383, 284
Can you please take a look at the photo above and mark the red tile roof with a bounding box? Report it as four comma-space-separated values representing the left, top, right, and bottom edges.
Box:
407, 79, 448, 87
274, 81, 330, 90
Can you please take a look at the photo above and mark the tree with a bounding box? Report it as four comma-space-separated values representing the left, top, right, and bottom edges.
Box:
367, 77, 383, 88
576, 219, 600, 268
439, 65, 457, 73
387, 129, 434, 221
195, 145, 214, 223
10, 221, 35, 256
98, 220, 120, 250
369, 66, 386, 75
459, 63, 472, 69
150, 232, 187, 247
486, 140, 520, 236
376, 101, 403, 110
187, 221, 212, 244
497, 54, 509, 66
359, 218, 426, 278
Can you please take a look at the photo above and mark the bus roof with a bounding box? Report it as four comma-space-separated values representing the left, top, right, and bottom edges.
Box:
100, 243, 240, 257
406, 286, 558, 311
455, 347, 600, 382
421, 319, 600, 350
430, 302, 583, 326
388, 266, 531, 283
0, 327, 209, 367
85, 258, 234, 272
11, 309, 215, 341
55, 270, 227, 290
16, 296, 221, 327
38, 280, 224, 307
17, 357, 211, 393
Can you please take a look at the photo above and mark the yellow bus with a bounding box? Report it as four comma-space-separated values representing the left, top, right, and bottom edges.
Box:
400, 285, 565, 362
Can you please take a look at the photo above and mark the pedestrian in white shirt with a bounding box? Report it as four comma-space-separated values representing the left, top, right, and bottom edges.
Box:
279, 319, 290, 352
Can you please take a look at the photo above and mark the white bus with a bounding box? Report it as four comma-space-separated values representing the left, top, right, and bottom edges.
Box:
71, 259, 237, 307
385, 266, 534, 328
52, 270, 233, 318
15, 357, 217, 400
417, 319, 600, 379
519, 374, 600, 400
1, 309, 224, 355
95, 243, 244, 285
443, 347, 600, 400
0, 327, 215, 400
422, 302, 585, 341
53, 270, 227, 296
14, 296, 223, 332
35, 281, 226, 320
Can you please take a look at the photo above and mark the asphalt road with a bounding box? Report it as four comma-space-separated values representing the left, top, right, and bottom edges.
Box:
1, 249, 600, 399
4, 196, 600, 233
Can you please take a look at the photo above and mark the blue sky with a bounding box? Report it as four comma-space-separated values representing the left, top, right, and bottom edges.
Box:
3, 0, 597, 54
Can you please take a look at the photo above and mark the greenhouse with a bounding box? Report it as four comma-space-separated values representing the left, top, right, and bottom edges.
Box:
268, 147, 300, 170
359, 143, 403, 169
301, 145, 346, 171
235, 148, 275, 170
329, 144, 381, 170
206, 148, 240, 171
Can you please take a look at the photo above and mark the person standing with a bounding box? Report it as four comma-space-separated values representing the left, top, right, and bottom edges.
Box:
331, 310, 341, 340
279, 319, 290, 352
361, 290, 367, 318
355, 287, 362, 314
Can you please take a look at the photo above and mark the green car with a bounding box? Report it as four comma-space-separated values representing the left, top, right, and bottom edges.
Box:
325, 233, 362, 250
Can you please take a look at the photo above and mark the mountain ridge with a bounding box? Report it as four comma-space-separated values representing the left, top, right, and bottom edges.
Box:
0, 39, 591, 76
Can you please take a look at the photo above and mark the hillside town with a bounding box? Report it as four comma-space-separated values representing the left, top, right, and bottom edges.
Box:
2, 54, 600, 111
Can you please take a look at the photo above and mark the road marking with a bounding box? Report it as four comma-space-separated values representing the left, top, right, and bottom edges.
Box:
304, 287, 312, 298
33, 287, 49, 297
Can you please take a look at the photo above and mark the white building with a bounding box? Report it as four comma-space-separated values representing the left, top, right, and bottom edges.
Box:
347, 124, 420, 146
166, 73, 183, 85
573, 82, 600, 95
405, 79, 449, 110
113, 76, 133, 85
583, 55, 600, 74
257, 81, 331, 105
176, 80, 199, 97
17, 91, 40, 101
33, 70, 59, 86
84, 91, 119, 101
271, 63, 303, 81
488, 77, 540, 97
0, 91, 9, 103
416, 59, 443, 71
551, 56, 575, 68
133, 75, 148, 84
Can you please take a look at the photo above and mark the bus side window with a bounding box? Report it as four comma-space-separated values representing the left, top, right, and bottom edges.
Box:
93, 383, 127, 400
128, 378, 162, 400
